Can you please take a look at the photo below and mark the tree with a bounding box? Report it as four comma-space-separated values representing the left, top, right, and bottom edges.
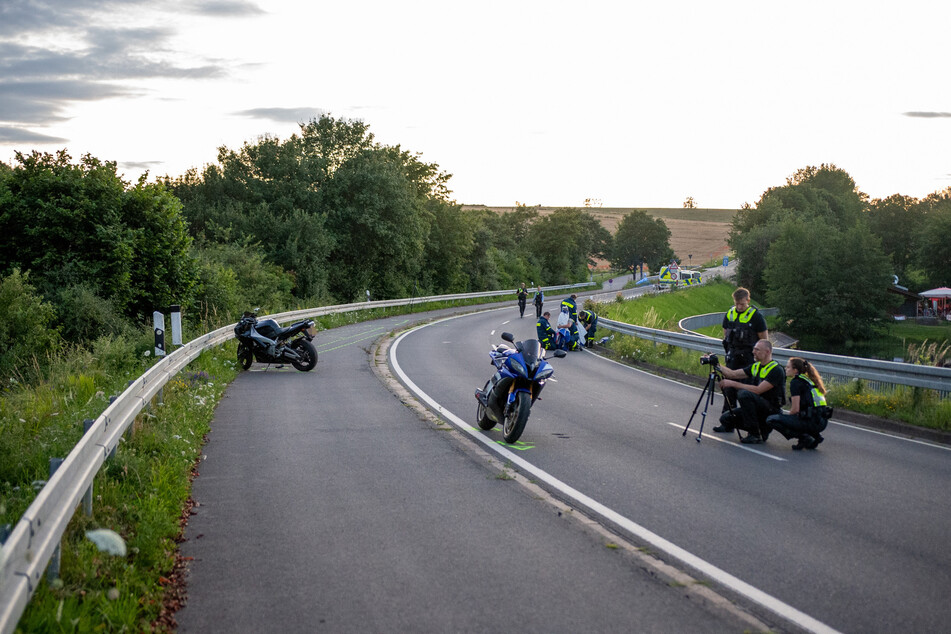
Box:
730, 164, 896, 346
764, 217, 894, 345
0, 151, 197, 321
0, 150, 133, 308
866, 194, 924, 283
610, 210, 675, 273
915, 188, 951, 288
322, 148, 430, 301
526, 208, 610, 284
122, 177, 199, 318
730, 164, 870, 293
168, 114, 455, 303
683, 196, 696, 209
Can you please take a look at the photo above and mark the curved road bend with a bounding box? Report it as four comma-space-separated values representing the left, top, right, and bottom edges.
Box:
392, 308, 951, 634
177, 300, 760, 633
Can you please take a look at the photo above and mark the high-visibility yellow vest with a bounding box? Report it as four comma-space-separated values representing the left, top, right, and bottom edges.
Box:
800, 375, 827, 407
726, 305, 757, 324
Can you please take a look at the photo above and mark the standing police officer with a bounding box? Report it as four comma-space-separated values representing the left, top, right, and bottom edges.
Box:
713, 287, 768, 433
517, 284, 528, 318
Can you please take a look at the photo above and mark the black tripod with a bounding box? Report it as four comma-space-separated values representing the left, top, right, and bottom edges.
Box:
683, 364, 736, 442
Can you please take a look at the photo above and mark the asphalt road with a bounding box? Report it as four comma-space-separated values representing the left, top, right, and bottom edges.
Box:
176, 302, 762, 633
390, 306, 951, 634
177, 291, 950, 633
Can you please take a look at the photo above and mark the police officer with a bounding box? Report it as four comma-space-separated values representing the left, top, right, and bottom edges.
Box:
766, 357, 831, 450
536, 311, 557, 350
560, 294, 581, 345
713, 340, 785, 444
517, 284, 528, 318
713, 287, 769, 432
578, 308, 598, 348
533, 286, 544, 318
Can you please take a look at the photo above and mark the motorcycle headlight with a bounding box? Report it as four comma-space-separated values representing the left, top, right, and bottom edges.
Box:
535, 365, 554, 380
508, 359, 528, 378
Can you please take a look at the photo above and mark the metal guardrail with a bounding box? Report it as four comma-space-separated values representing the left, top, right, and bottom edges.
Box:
599, 316, 951, 393
0, 282, 592, 633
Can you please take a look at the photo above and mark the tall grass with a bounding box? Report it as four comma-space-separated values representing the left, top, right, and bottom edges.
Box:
11, 350, 236, 631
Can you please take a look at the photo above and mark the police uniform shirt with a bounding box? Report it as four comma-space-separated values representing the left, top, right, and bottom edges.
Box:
789, 376, 815, 413
536, 317, 555, 340
742, 360, 786, 407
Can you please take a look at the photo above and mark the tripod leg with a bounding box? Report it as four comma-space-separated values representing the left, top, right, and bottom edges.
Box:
683, 376, 712, 437
697, 375, 717, 441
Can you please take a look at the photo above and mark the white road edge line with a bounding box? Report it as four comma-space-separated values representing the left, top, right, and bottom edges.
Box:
673, 422, 788, 461
390, 317, 841, 634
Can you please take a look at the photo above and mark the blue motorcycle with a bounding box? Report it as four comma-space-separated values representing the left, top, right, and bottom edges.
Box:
474, 332, 566, 443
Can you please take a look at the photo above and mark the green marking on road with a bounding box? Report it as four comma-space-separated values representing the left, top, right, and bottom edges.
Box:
495, 439, 535, 451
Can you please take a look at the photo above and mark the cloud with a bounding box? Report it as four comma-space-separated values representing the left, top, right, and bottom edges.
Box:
119, 160, 166, 170
0, 80, 134, 123
234, 107, 327, 123
0, 1, 151, 36
0, 126, 69, 143
0, 0, 260, 133
903, 112, 951, 118
186, 0, 266, 17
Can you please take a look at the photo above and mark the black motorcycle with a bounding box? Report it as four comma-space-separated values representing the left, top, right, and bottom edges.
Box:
234, 309, 318, 372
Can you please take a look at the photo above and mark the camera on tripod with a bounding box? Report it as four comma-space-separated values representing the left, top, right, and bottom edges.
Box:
700, 353, 719, 367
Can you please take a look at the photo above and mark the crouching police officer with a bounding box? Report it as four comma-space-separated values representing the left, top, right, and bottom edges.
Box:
714, 287, 769, 431
578, 308, 598, 348
713, 340, 785, 444
766, 357, 832, 450
536, 311, 558, 350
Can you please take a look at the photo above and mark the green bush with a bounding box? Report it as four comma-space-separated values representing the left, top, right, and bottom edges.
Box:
55, 283, 134, 344
193, 243, 297, 327
0, 269, 61, 383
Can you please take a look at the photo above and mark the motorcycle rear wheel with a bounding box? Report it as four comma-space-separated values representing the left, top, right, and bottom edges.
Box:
237, 342, 253, 370
502, 392, 531, 444
476, 380, 495, 430
289, 339, 318, 372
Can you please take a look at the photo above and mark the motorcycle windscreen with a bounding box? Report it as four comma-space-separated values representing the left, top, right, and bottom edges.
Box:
520, 339, 542, 370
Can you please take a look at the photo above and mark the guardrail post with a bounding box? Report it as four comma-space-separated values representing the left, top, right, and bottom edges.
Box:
46, 458, 64, 585
82, 419, 95, 516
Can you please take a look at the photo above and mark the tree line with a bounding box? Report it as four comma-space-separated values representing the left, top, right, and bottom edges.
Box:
3, 115, 679, 384
729, 164, 951, 348
7, 114, 945, 383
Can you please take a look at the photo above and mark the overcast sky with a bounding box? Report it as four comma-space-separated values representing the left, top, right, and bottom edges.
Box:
1, 0, 949, 208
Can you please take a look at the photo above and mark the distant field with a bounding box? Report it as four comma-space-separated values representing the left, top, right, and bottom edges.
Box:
462, 205, 738, 266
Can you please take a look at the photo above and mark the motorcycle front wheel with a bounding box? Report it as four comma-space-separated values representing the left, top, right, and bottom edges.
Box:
476, 379, 495, 430
289, 339, 317, 372
502, 391, 531, 444
237, 342, 253, 370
